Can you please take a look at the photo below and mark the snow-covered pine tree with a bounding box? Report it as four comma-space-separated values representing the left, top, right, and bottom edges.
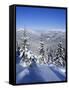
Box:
16, 41, 18, 51
16, 41, 21, 64
54, 41, 65, 67
39, 33, 45, 64
21, 27, 30, 63
16, 41, 20, 56
47, 47, 53, 64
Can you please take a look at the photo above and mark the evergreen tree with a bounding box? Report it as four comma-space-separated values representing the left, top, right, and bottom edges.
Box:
47, 48, 53, 63
39, 33, 45, 64
16, 41, 20, 56
21, 27, 30, 62
54, 41, 65, 67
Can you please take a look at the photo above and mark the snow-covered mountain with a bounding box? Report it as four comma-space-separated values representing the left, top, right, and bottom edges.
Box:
16, 29, 66, 84
16, 29, 66, 56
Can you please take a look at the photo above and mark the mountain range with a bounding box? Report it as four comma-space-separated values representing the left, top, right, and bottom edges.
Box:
16, 29, 66, 57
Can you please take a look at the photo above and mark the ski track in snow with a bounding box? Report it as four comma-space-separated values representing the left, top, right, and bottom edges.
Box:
16, 61, 66, 84
49, 67, 65, 81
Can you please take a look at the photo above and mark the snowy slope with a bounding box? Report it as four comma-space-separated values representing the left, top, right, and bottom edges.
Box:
16, 62, 66, 84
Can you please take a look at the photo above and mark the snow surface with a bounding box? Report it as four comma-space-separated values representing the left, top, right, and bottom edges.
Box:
16, 50, 66, 84
16, 61, 66, 84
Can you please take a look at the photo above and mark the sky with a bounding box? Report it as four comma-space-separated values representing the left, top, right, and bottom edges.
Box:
16, 6, 66, 32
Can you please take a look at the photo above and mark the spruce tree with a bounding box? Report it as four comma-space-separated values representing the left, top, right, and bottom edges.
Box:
39, 33, 45, 64
55, 41, 65, 67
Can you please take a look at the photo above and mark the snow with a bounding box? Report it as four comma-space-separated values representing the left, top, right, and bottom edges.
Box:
19, 51, 23, 58
16, 49, 66, 84
16, 60, 66, 84
60, 68, 65, 73
16, 65, 29, 82
20, 60, 31, 67
20, 61, 28, 67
